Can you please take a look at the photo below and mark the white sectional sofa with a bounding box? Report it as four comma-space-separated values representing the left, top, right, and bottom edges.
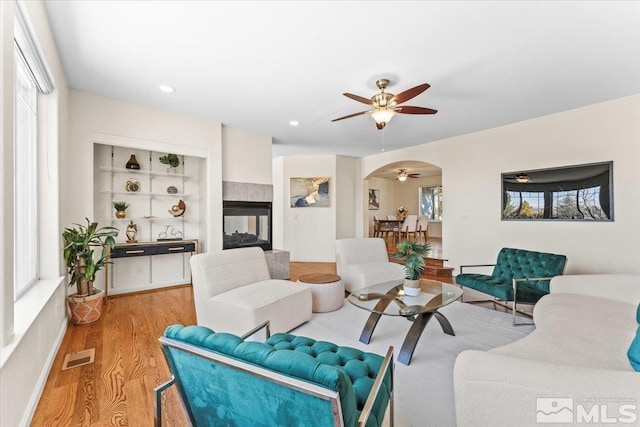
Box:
454, 274, 640, 427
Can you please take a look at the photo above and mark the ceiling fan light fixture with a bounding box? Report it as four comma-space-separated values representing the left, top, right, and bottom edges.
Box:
371, 108, 395, 127
397, 170, 408, 182
516, 174, 530, 183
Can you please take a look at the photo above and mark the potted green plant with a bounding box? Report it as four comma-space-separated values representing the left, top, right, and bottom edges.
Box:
393, 238, 431, 296
159, 153, 180, 172
62, 219, 118, 324
113, 201, 129, 218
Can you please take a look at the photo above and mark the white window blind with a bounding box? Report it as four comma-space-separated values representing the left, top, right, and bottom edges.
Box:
13, 45, 39, 299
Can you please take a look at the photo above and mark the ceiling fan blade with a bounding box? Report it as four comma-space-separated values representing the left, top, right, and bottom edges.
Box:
393, 83, 430, 104
331, 110, 371, 122
408, 174, 421, 178
343, 93, 373, 105
395, 105, 438, 115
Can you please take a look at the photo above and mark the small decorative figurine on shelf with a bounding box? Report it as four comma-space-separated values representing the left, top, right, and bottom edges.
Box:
169, 199, 186, 217
126, 154, 141, 170
126, 220, 138, 243
126, 179, 140, 192
113, 201, 129, 219
158, 225, 183, 241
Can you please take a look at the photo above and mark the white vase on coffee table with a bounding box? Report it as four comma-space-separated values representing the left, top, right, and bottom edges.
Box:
403, 279, 421, 297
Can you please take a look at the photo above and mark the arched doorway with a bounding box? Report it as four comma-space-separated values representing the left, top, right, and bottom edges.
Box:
364, 160, 443, 258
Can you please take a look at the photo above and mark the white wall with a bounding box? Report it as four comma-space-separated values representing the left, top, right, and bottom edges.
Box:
275, 155, 336, 261
361, 95, 640, 274
66, 90, 223, 252
1, 1, 70, 426
273, 155, 358, 261
336, 156, 358, 239
222, 125, 272, 185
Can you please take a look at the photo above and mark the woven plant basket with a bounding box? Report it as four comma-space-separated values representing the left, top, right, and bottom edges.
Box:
67, 289, 105, 324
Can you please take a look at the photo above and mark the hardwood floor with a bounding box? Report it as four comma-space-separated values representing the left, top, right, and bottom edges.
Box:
29, 259, 468, 426
31, 285, 195, 426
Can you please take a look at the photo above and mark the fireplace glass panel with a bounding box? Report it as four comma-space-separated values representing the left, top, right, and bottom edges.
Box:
223, 201, 272, 250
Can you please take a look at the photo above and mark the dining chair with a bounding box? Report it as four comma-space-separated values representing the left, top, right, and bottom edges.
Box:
401, 214, 418, 241
416, 215, 430, 243
372, 216, 381, 238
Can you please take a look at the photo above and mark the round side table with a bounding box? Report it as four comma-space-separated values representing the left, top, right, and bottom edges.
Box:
297, 273, 344, 313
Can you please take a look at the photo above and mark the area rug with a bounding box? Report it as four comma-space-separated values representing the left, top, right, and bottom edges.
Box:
289, 301, 535, 427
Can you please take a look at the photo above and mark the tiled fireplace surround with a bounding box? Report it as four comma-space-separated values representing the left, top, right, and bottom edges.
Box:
223, 181, 289, 279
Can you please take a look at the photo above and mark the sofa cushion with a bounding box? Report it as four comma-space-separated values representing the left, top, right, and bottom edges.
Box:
630, 303, 640, 371
455, 274, 548, 303
492, 293, 637, 371
207, 279, 312, 334
629, 326, 640, 371
267, 333, 391, 427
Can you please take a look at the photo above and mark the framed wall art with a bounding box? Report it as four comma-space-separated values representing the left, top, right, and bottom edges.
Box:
368, 189, 380, 210
290, 177, 330, 207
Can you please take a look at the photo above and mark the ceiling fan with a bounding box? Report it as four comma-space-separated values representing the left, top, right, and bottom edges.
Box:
504, 173, 531, 183
331, 78, 437, 130
395, 169, 421, 182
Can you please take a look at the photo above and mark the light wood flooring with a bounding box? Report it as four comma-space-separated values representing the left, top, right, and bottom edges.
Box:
30, 260, 509, 426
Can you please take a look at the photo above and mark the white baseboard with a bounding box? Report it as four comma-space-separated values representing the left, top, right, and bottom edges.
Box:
20, 317, 68, 427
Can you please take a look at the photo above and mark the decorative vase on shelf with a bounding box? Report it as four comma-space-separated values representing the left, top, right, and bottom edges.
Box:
115, 210, 126, 219
126, 154, 140, 170
403, 279, 422, 297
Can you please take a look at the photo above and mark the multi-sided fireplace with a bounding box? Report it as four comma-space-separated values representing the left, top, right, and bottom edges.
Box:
223, 201, 272, 251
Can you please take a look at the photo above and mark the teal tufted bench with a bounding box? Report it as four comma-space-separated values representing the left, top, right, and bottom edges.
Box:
456, 247, 567, 325
155, 323, 393, 427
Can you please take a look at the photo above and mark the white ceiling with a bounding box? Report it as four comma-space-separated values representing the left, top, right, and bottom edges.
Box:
44, 1, 640, 158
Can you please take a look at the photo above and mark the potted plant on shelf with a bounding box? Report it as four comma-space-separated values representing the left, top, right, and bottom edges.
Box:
62, 219, 118, 324
393, 238, 431, 296
113, 201, 129, 218
159, 153, 180, 173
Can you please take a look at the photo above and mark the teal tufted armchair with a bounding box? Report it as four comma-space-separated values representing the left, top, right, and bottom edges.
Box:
155, 322, 393, 427
456, 247, 567, 325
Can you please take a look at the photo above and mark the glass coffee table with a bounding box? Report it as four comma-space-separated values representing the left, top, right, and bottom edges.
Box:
347, 279, 463, 365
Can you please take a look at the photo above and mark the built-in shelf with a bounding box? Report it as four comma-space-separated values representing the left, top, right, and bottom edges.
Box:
99, 216, 187, 223
94, 144, 203, 296
99, 166, 197, 181
100, 190, 197, 199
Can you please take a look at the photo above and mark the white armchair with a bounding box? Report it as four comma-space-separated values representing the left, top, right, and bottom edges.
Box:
190, 247, 312, 335
336, 237, 405, 293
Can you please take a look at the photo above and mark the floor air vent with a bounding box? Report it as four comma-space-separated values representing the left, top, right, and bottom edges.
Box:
62, 348, 95, 370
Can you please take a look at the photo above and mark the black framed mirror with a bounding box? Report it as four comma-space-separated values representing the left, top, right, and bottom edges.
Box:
501, 161, 613, 221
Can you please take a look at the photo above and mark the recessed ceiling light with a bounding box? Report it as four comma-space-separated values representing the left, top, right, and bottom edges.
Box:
159, 84, 175, 93
289, 120, 299, 126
